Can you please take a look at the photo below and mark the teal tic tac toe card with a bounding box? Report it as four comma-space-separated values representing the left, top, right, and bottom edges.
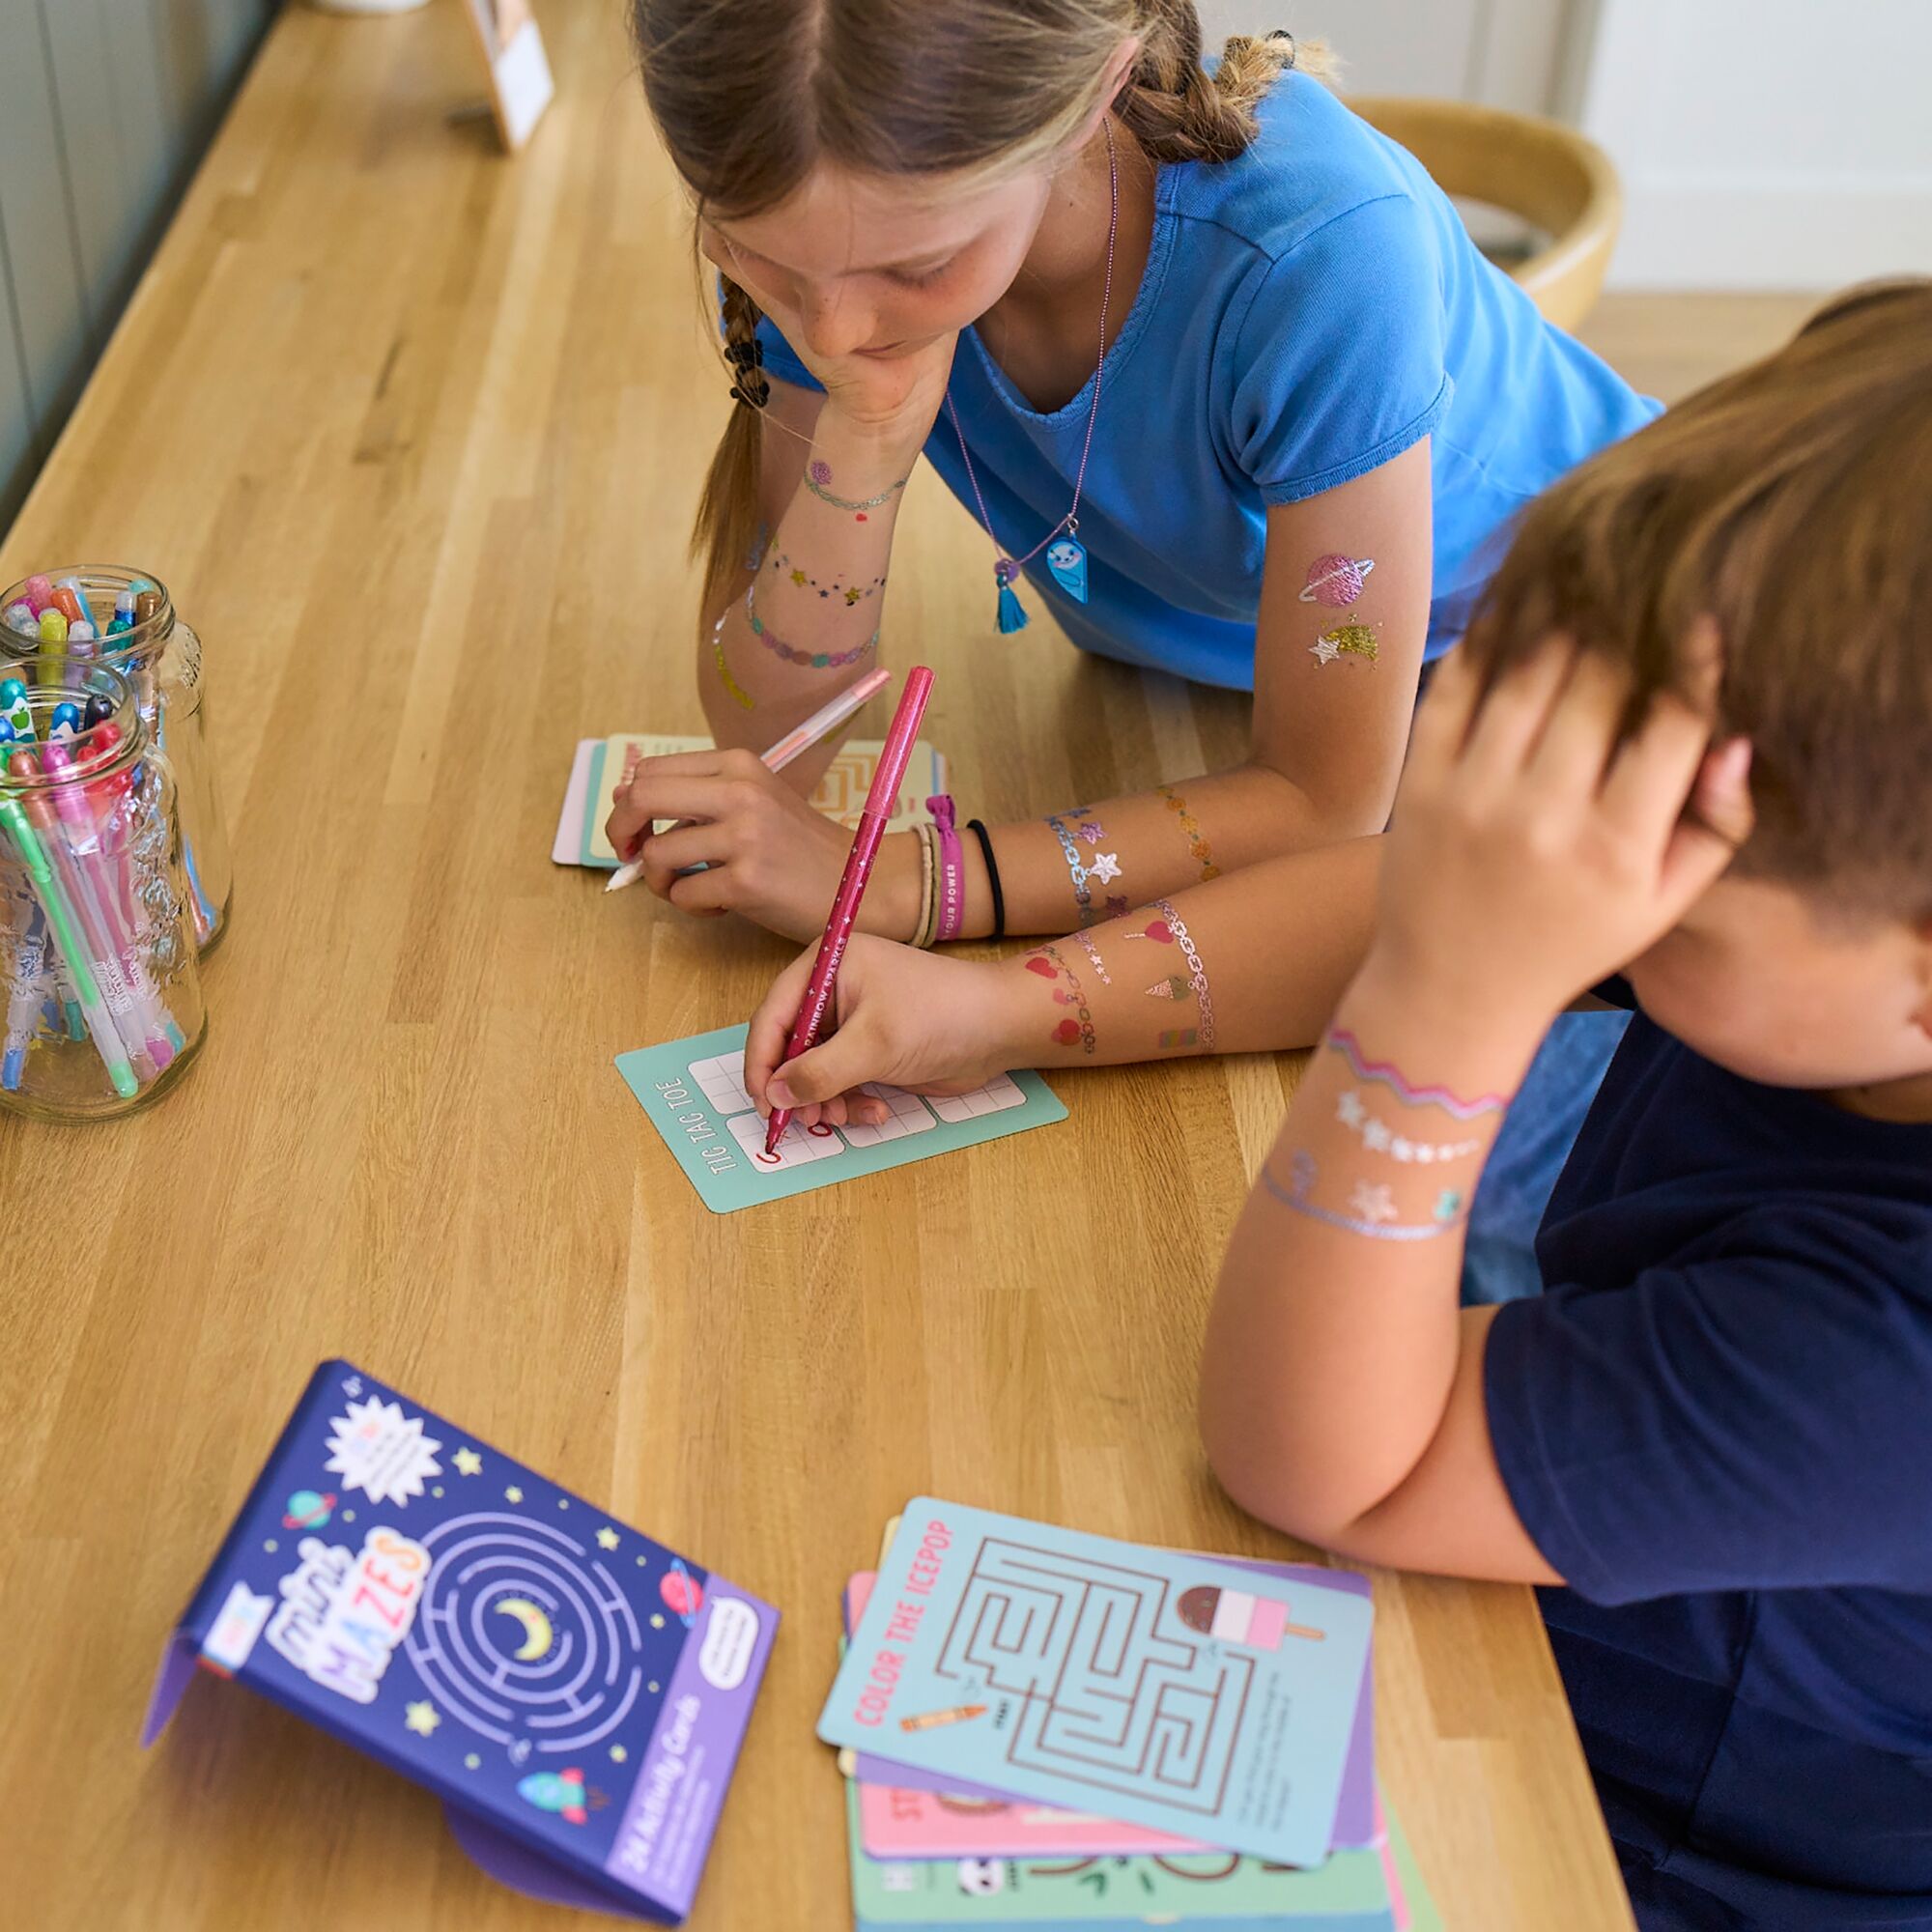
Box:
616, 1024, 1067, 1214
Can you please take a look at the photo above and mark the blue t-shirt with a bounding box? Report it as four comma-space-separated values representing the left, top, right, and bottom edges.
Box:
756, 72, 1657, 689
1486, 1004, 1932, 1930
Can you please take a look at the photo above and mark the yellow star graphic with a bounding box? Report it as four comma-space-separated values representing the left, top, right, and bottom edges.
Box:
649, 1613, 665, 1630
596, 1527, 620, 1551
610, 1745, 628, 1764
404, 1701, 440, 1738
504, 1485, 524, 1504
452, 1447, 483, 1477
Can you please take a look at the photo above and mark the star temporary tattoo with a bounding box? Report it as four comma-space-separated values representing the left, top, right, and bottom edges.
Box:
1348, 1180, 1399, 1225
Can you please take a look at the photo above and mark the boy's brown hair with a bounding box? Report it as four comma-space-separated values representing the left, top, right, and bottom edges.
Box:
1466, 280, 1932, 920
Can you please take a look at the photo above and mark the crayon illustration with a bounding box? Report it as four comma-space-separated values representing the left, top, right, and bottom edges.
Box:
1178, 1584, 1326, 1650
901, 1701, 988, 1733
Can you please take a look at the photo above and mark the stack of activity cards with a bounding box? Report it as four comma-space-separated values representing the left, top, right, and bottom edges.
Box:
817, 1500, 1438, 1931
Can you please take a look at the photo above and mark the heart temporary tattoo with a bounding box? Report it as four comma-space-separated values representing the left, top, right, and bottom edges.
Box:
1028, 946, 1095, 1055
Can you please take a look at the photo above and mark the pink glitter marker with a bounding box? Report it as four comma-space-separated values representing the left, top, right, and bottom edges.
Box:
764, 666, 934, 1154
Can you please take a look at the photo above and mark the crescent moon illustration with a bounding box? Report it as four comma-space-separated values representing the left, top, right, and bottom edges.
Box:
496, 1597, 554, 1662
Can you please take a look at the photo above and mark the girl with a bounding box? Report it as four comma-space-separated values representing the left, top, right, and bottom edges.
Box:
615, 0, 1652, 1294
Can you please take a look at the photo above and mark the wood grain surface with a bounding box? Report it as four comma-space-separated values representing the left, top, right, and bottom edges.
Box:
0, 5, 1648, 1926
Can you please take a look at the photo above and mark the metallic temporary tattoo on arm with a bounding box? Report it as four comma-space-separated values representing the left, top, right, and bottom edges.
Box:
1323, 1029, 1513, 1119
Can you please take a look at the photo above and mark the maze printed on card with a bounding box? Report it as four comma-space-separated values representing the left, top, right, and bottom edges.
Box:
933, 1539, 1251, 1815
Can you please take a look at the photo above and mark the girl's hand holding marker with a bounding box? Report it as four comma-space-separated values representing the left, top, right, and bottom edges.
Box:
603, 667, 895, 927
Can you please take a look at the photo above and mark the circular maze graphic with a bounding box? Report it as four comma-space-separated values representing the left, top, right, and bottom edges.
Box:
403, 1512, 645, 1753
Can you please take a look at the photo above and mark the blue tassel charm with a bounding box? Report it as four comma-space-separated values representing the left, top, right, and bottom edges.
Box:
994, 558, 1029, 634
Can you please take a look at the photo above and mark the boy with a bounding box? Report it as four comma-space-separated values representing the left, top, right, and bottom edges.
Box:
1201, 281, 1932, 1929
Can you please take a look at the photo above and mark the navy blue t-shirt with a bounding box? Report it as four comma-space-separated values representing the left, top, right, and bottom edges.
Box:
1485, 1004, 1932, 1929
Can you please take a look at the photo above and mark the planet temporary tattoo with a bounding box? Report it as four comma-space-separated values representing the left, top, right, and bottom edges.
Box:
1298, 554, 1376, 607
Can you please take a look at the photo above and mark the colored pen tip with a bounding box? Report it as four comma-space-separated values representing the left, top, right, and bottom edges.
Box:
604, 864, 641, 894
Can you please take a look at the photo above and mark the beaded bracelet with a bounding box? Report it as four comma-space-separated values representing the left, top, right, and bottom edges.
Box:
746, 583, 878, 669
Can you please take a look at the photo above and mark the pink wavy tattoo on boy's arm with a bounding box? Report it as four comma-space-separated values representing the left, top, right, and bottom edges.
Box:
1324, 1028, 1516, 1120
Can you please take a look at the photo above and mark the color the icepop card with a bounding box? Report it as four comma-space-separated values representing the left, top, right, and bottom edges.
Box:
143, 1362, 777, 1923
845, 1563, 1379, 1860
617, 1024, 1066, 1214
819, 1502, 1373, 1869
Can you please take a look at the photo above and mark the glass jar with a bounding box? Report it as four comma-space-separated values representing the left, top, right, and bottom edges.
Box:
1, 565, 232, 951
0, 662, 207, 1120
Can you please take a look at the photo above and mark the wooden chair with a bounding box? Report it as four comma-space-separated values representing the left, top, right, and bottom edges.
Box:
1350, 98, 1624, 332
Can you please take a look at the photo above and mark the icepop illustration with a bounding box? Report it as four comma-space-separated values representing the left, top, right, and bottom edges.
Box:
1178, 1583, 1327, 1649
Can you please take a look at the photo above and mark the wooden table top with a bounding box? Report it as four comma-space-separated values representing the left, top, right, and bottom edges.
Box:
0, 5, 1633, 1927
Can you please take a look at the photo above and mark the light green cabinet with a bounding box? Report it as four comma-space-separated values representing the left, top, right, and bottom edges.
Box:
0, 0, 274, 531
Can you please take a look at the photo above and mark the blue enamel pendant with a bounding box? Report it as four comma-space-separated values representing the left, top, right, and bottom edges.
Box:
1045, 532, 1090, 604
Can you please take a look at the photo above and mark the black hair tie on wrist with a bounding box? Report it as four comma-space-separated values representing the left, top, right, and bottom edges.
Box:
966, 818, 1006, 943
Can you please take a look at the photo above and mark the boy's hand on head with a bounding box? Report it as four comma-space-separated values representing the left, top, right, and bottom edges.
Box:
742, 936, 1020, 1126
1370, 625, 1753, 1025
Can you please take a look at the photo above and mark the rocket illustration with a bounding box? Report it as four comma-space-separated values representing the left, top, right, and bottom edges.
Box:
1178, 1584, 1326, 1650
517, 1767, 589, 1825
